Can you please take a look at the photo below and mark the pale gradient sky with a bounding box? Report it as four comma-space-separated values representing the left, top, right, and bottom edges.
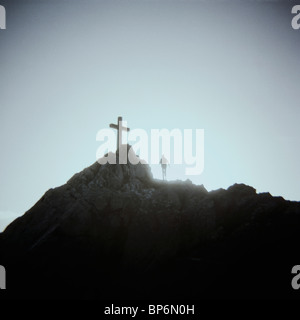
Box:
0, 0, 299, 231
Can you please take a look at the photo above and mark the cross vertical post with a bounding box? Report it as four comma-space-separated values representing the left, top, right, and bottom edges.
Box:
109, 116, 130, 151
117, 116, 122, 150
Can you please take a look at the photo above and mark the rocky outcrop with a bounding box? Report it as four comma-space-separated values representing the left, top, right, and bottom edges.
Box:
0, 146, 300, 299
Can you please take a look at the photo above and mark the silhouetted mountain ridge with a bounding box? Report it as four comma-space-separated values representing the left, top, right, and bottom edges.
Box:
1, 146, 300, 299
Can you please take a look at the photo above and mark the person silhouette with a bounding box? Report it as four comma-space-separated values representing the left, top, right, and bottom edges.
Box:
159, 154, 169, 181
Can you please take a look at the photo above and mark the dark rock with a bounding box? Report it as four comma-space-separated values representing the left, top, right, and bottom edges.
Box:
0, 147, 300, 299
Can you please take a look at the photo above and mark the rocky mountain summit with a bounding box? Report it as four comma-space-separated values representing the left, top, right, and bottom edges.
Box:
1, 146, 300, 299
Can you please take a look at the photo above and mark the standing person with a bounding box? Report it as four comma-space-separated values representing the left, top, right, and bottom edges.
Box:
160, 154, 169, 181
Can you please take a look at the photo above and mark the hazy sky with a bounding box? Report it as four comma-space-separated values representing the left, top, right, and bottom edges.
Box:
0, 0, 299, 231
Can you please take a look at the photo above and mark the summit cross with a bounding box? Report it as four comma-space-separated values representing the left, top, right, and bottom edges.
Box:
109, 116, 130, 150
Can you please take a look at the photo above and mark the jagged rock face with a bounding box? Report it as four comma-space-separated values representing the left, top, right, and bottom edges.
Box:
1, 149, 210, 269
0, 148, 300, 299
